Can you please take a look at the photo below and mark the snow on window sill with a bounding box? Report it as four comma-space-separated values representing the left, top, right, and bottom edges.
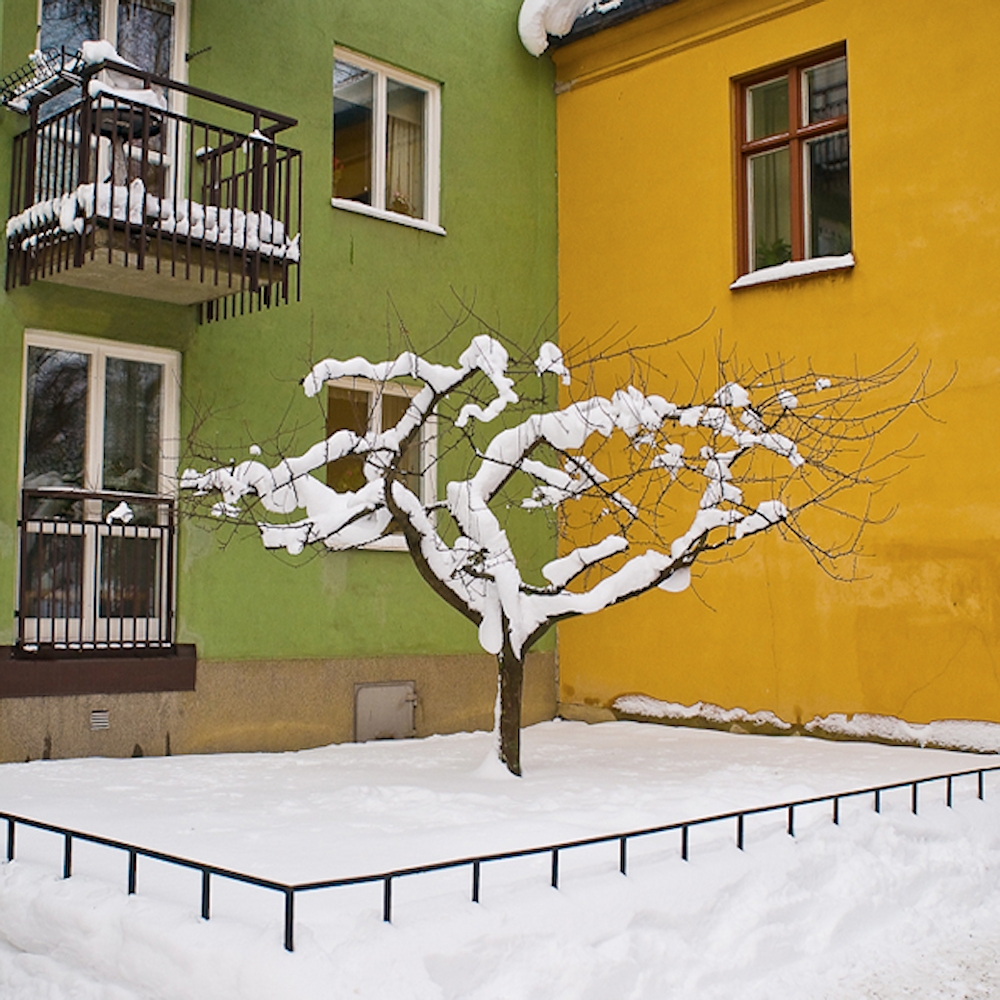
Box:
730, 252, 855, 290
331, 198, 446, 236
359, 533, 409, 552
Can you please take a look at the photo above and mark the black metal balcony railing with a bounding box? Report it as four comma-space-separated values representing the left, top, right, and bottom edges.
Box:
5, 53, 301, 321
17, 489, 176, 653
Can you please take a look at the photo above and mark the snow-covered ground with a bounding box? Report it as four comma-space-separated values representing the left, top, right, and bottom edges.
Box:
1, 720, 999, 999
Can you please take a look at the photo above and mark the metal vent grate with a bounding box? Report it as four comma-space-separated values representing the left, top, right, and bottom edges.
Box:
90, 709, 110, 731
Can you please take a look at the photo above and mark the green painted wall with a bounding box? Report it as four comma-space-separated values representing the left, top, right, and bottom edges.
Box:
0, 0, 557, 660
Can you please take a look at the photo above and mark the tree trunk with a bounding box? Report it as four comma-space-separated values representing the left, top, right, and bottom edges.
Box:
497, 636, 524, 777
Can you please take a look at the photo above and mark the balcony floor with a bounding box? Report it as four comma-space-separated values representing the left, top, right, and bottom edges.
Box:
23, 224, 289, 306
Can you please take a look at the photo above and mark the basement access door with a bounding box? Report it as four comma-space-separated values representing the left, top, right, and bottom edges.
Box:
355, 682, 417, 741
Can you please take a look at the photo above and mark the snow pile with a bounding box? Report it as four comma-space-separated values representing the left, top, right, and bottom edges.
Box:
613, 695, 1000, 753
7, 179, 300, 261
616, 694, 794, 730
807, 713, 1000, 753
3, 722, 1000, 998
518, 0, 624, 55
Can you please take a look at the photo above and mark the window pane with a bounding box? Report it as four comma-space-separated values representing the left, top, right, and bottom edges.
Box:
100, 534, 160, 618
117, 0, 174, 76
24, 347, 89, 490
749, 147, 791, 270
327, 386, 370, 492
103, 357, 162, 494
382, 393, 420, 497
333, 62, 374, 204
805, 57, 848, 124
40, 0, 100, 53
747, 77, 788, 141
385, 80, 425, 218
22, 531, 84, 619
807, 131, 851, 258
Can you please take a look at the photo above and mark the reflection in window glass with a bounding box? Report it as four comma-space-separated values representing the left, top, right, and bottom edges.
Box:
103, 357, 162, 494
381, 393, 420, 496
118, 0, 174, 76
326, 386, 370, 492
750, 147, 791, 270
807, 131, 851, 258
40, 0, 100, 53
805, 57, 848, 124
747, 77, 788, 141
333, 62, 374, 205
24, 347, 89, 490
386, 81, 425, 218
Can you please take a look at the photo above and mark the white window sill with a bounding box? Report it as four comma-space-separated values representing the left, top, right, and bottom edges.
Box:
331, 198, 446, 236
730, 252, 855, 290
359, 534, 409, 552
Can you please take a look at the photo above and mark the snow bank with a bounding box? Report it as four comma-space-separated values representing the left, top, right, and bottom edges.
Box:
3, 722, 1000, 999
613, 694, 1000, 753
615, 694, 793, 731
806, 712, 1000, 753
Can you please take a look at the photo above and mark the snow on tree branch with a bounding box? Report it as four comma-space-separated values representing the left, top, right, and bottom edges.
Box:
183, 331, 937, 774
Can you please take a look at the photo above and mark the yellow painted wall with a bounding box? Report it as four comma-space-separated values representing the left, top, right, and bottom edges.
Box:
553, 0, 1000, 725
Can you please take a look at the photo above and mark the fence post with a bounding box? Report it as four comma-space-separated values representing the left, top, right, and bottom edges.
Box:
383, 876, 392, 923
5, 818, 13, 862
832, 797, 840, 825
284, 889, 295, 952
62, 833, 72, 878
128, 849, 137, 895
619, 836, 627, 875
736, 814, 744, 851
787, 806, 795, 838
911, 782, 918, 815
946, 776, 953, 808
201, 870, 211, 920
681, 825, 689, 861
979, 771, 985, 801
472, 860, 481, 903
874, 789, 881, 814
551, 848, 559, 889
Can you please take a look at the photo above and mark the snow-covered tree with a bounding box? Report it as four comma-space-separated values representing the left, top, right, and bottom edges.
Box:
182, 331, 929, 775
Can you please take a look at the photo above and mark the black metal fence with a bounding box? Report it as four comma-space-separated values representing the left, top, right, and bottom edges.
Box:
3, 762, 998, 952
17, 488, 175, 652
6, 56, 301, 320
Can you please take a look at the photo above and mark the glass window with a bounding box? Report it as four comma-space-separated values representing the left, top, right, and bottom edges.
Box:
738, 50, 850, 275
116, 0, 174, 77
39, 0, 100, 53
333, 50, 440, 227
326, 380, 434, 522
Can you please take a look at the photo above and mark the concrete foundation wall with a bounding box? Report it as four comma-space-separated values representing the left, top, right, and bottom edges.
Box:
0, 651, 557, 762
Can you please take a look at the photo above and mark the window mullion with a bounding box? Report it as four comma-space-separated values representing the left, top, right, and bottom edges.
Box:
788, 69, 805, 261
86, 348, 106, 493
373, 72, 388, 212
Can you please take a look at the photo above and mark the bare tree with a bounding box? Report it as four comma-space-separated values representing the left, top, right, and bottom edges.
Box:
182, 326, 933, 775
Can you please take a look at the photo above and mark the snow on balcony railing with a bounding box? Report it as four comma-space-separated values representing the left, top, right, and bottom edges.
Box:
7, 180, 300, 262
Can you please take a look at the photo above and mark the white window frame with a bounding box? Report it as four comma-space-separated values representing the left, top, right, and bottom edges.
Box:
17, 330, 182, 647
332, 47, 444, 235
325, 376, 437, 553
19, 329, 182, 498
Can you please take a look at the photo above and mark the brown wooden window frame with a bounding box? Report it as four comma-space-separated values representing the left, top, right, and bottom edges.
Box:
735, 43, 850, 278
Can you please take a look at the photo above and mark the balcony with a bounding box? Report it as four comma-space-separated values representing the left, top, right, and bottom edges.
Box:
17, 488, 176, 652
2, 49, 301, 320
